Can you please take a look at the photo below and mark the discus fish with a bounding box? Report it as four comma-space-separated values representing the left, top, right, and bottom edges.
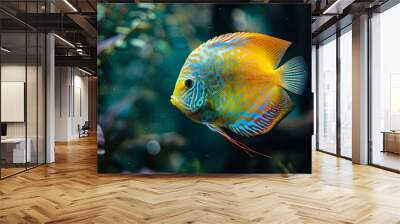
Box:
170, 32, 307, 157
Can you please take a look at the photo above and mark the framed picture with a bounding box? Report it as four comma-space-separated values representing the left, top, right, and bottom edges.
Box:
97, 3, 312, 174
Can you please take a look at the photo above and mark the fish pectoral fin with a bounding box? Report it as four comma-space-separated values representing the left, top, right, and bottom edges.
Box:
205, 123, 271, 158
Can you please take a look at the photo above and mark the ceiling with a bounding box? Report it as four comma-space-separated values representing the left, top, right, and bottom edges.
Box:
0, 0, 393, 74
0, 0, 97, 73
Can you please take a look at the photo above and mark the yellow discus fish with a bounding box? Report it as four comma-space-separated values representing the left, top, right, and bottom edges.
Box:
170, 32, 307, 157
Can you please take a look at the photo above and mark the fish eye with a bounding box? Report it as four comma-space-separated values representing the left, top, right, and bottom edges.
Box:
184, 79, 194, 89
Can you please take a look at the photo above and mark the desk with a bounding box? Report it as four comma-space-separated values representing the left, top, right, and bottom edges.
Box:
1, 138, 31, 163
382, 131, 400, 154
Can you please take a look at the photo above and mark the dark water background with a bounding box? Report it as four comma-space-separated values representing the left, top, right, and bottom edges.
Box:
97, 3, 312, 173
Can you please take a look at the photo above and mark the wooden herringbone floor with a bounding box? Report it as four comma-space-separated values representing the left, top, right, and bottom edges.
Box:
1, 135, 400, 224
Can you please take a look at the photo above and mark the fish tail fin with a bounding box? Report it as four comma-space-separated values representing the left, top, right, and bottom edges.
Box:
205, 123, 272, 159
277, 56, 307, 95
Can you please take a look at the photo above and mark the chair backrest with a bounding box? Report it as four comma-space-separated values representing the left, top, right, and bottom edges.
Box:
82, 121, 90, 129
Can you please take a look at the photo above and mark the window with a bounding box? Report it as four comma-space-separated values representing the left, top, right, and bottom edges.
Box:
0, 1, 47, 179
339, 28, 352, 158
317, 36, 337, 154
370, 3, 400, 171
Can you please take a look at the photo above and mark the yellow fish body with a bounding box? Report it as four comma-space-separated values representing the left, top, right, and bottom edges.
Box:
170, 32, 307, 157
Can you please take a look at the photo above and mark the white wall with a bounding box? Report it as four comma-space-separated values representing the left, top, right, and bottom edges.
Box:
55, 67, 89, 141
72, 73, 89, 138
55, 67, 69, 141
1, 82, 25, 122
1, 65, 38, 138
1, 65, 26, 140
1, 63, 46, 164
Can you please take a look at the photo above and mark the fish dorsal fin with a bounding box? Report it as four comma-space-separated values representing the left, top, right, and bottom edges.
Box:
228, 85, 293, 137
206, 32, 291, 69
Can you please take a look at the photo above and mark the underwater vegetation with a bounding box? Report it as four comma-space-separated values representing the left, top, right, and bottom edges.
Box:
98, 3, 313, 174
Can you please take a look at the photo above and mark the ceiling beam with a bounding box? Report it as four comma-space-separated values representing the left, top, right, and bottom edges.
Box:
322, 0, 356, 14
55, 55, 96, 72
67, 13, 97, 47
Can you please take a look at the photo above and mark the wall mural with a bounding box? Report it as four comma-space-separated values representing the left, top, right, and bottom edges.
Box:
97, 3, 312, 174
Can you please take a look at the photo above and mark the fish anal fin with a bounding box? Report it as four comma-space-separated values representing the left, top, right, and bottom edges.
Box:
206, 123, 271, 158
